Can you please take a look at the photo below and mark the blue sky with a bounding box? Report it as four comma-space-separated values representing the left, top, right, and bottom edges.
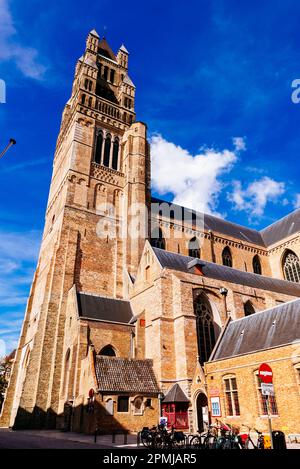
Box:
1, 0, 300, 353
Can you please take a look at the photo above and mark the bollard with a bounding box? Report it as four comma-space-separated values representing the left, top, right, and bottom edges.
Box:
112, 431, 116, 443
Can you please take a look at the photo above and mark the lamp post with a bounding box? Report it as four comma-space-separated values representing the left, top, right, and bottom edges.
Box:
219, 287, 228, 318
0, 138, 16, 159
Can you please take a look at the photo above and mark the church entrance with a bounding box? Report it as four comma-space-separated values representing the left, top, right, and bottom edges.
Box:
196, 393, 208, 433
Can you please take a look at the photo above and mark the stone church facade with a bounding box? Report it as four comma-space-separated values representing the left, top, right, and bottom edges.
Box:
1, 30, 299, 435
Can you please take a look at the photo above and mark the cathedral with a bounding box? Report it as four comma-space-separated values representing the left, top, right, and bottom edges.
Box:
1, 30, 299, 436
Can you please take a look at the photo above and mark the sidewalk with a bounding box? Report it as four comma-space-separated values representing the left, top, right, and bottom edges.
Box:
20, 429, 139, 449
9, 429, 300, 449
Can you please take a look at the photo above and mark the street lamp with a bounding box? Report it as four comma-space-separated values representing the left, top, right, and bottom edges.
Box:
219, 287, 228, 318
0, 138, 16, 160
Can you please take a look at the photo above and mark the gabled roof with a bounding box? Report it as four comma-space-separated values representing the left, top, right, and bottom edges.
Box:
77, 292, 133, 324
260, 208, 300, 246
152, 248, 300, 297
209, 298, 300, 361
151, 197, 265, 247
94, 356, 159, 394
98, 37, 116, 61
151, 197, 300, 248
162, 384, 189, 403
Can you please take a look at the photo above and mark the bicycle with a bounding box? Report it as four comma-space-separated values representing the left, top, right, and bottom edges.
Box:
239, 425, 264, 449
189, 424, 218, 449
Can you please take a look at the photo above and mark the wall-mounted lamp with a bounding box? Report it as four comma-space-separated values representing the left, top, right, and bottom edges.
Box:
219, 287, 228, 317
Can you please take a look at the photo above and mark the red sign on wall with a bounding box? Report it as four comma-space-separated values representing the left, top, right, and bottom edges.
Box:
258, 363, 273, 384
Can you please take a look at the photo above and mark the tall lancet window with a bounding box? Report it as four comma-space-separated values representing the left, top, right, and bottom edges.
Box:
283, 250, 300, 283
222, 246, 233, 267
94, 130, 103, 164
103, 133, 111, 167
194, 293, 216, 365
112, 137, 119, 170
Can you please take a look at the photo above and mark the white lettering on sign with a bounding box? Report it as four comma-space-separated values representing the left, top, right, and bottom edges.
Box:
260, 371, 272, 376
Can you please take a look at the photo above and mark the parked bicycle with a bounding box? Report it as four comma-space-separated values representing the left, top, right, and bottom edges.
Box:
238, 424, 265, 449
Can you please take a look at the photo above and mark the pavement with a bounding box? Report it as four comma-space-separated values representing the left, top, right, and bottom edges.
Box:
0, 428, 299, 449
0, 428, 139, 449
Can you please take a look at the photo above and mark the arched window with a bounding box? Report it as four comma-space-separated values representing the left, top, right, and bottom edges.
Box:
133, 396, 143, 415
94, 130, 103, 164
222, 246, 232, 267
188, 237, 200, 258
99, 345, 116, 357
103, 133, 111, 167
282, 250, 300, 283
194, 294, 216, 365
112, 137, 119, 170
253, 255, 262, 275
88, 96, 92, 107
81, 94, 86, 105
244, 300, 255, 317
150, 227, 165, 250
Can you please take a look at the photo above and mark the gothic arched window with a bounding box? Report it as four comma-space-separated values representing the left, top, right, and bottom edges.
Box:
222, 246, 232, 267
112, 137, 119, 170
253, 255, 262, 275
150, 227, 165, 250
103, 133, 111, 167
244, 300, 256, 317
99, 345, 116, 357
194, 294, 216, 365
94, 130, 103, 164
283, 250, 300, 283
188, 237, 200, 258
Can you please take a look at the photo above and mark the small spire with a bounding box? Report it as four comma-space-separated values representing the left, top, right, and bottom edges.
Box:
119, 43, 129, 54
89, 29, 99, 38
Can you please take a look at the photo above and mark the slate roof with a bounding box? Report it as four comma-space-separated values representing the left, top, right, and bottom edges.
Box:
210, 298, 300, 361
152, 248, 300, 297
151, 197, 265, 246
151, 197, 300, 248
260, 208, 300, 246
162, 384, 190, 403
94, 356, 160, 394
77, 292, 133, 324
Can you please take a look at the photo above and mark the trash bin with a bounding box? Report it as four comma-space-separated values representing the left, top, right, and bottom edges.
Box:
272, 431, 287, 450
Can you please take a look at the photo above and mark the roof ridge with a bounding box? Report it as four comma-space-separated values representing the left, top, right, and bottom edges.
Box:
229, 297, 300, 324
260, 207, 300, 233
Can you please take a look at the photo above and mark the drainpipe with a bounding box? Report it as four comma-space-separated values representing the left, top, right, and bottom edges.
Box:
209, 230, 216, 263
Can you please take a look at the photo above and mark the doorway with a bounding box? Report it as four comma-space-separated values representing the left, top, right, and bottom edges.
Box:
196, 393, 208, 433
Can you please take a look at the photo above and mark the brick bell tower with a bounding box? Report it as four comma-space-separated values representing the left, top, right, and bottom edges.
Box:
0, 30, 150, 429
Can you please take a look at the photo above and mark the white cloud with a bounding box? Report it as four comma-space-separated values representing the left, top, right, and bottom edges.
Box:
229, 177, 285, 219
150, 134, 238, 215
0, 0, 46, 79
232, 137, 246, 151
293, 194, 300, 209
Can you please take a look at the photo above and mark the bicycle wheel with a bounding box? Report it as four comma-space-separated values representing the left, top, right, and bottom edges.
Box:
154, 433, 166, 449
190, 435, 202, 449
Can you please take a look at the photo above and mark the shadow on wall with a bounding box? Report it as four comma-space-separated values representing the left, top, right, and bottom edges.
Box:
12, 400, 127, 435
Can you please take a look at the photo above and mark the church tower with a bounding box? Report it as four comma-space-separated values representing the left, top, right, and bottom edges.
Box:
0, 30, 150, 429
